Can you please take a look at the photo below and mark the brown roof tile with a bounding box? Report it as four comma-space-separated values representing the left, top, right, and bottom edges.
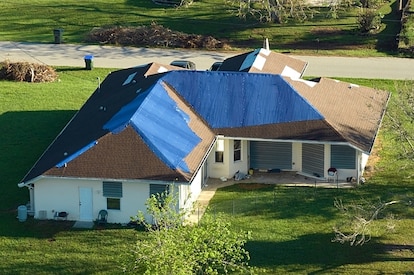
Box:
286, 77, 390, 152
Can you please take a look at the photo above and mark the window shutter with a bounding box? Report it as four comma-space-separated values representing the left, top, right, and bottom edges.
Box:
103, 182, 123, 198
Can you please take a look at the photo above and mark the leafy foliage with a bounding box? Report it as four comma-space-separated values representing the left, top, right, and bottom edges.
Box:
125, 188, 252, 274
357, 8, 383, 33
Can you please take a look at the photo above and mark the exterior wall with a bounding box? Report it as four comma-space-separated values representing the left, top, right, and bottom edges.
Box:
180, 167, 203, 211
291, 142, 302, 172
207, 139, 249, 179
34, 177, 160, 224
228, 140, 249, 176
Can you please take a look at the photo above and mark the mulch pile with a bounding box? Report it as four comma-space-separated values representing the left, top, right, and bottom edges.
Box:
0, 60, 57, 82
85, 23, 227, 49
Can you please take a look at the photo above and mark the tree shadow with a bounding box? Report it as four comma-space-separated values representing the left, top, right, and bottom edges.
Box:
0, 110, 75, 238
246, 233, 414, 273
376, 0, 402, 53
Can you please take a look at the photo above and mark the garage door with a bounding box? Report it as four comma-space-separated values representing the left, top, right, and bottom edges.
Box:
250, 141, 292, 170
302, 143, 324, 177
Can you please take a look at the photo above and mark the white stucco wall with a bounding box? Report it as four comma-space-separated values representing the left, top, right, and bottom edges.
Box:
207, 139, 249, 179
34, 177, 161, 224
292, 142, 302, 172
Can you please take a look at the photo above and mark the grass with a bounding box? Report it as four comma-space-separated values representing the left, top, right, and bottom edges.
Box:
0, 0, 406, 56
1, 70, 413, 274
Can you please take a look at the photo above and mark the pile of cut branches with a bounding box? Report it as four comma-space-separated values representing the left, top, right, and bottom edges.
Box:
0, 61, 57, 82
85, 23, 226, 49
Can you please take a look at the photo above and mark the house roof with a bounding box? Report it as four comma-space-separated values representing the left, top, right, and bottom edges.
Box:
285, 77, 390, 153
22, 65, 215, 183
20, 50, 389, 185
218, 48, 308, 78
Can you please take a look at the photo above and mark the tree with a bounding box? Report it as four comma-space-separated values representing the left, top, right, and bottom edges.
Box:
332, 198, 399, 246
357, 8, 383, 33
225, 0, 360, 23
124, 186, 253, 274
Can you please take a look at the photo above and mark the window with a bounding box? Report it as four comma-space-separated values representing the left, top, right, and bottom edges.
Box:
103, 181, 122, 210
215, 139, 224, 163
107, 198, 120, 210
234, 140, 241, 162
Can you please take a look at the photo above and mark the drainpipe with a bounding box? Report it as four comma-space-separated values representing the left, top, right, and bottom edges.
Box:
28, 185, 35, 216
356, 153, 361, 185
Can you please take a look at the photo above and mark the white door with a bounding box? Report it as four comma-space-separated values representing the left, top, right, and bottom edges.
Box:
79, 187, 93, 221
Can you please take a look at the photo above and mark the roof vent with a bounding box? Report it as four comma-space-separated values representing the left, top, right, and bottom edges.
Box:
263, 38, 270, 51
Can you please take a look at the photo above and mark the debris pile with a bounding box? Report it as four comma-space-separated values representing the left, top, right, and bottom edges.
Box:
0, 61, 57, 82
86, 23, 226, 49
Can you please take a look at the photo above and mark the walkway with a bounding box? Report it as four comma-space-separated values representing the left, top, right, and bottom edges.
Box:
187, 172, 355, 224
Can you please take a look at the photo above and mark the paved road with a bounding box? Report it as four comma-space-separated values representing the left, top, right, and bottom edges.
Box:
1, 41, 413, 80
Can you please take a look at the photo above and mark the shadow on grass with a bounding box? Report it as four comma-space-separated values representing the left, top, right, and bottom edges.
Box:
247, 233, 414, 273
55, 67, 89, 72
0, 110, 76, 238
376, 0, 402, 53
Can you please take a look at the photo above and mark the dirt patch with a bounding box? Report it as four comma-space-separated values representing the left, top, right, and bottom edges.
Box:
0, 60, 57, 82
238, 183, 270, 190
310, 27, 344, 36
85, 23, 228, 50
364, 137, 383, 179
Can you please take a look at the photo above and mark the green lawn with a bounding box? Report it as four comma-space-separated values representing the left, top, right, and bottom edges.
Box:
1, 70, 413, 274
0, 0, 405, 56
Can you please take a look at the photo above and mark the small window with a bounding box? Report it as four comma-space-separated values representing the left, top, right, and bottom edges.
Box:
234, 140, 241, 162
103, 181, 122, 210
215, 139, 224, 163
107, 198, 120, 210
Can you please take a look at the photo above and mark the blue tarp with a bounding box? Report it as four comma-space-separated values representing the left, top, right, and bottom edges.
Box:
161, 71, 324, 128
56, 141, 98, 168
104, 80, 201, 173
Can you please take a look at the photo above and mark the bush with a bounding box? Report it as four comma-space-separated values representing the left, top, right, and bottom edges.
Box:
357, 8, 383, 33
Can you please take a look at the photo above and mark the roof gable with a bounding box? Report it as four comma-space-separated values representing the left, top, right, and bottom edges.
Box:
218, 48, 308, 78
103, 80, 202, 173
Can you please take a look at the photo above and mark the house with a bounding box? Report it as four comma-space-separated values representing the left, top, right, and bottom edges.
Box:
17, 49, 390, 224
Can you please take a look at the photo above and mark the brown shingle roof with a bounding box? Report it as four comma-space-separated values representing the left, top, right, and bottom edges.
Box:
285, 77, 390, 153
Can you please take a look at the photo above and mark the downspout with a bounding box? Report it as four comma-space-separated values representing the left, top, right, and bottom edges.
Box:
356, 152, 361, 185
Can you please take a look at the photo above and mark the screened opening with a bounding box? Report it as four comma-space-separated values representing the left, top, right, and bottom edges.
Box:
331, 145, 356, 169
